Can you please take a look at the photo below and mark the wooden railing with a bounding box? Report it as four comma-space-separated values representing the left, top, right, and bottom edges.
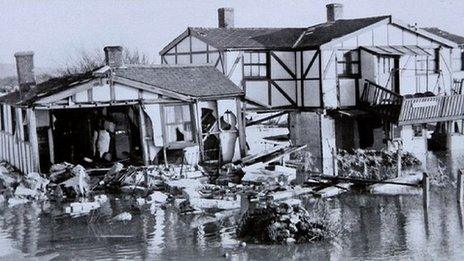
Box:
399, 94, 464, 125
0, 131, 35, 174
360, 80, 403, 122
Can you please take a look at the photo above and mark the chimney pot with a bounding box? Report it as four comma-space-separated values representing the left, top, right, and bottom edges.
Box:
14, 51, 35, 95
104, 46, 124, 68
326, 3, 343, 22
218, 7, 234, 28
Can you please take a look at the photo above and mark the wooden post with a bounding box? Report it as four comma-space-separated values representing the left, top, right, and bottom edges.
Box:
458, 169, 464, 204
422, 172, 430, 208
137, 104, 149, 166
332, 147, 338, 176
397, 141, 402, 177
236, 98, 247, 158
27, 108, 40, 173
193, 102, 204, 162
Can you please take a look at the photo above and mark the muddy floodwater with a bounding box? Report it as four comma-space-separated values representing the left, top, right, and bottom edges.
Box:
1, 190, 464, 260
1, 126, 464, 260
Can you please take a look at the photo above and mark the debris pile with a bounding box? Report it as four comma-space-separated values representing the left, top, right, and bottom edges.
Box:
337, 149, 421, 180
237, 201, 339, 244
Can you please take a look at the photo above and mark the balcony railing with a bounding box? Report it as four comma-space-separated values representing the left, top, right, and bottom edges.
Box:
360, 80, 403, 122
399, 94, 464, 125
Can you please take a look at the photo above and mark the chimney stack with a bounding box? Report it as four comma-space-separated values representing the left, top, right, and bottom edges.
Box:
326, 3, 343, 22
218, 8, 234, 28
104, 46, 124, 68
14, 51, 35, 95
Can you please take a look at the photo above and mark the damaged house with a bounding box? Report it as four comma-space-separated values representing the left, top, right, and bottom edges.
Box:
159, 4, 464, 174
0, 46, 246, 173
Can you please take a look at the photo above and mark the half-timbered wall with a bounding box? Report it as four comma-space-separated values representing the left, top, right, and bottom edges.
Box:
161, 35, 225, 74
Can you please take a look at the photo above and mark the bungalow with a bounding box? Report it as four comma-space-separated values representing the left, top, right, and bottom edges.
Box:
0, 46, 246, 174
159, 4, 464, 173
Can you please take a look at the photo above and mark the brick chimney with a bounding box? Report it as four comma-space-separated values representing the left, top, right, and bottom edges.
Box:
326, 3, 343, 22
14, 51, 35, 96
104, 46, 124, 68
218, 8, 234, 28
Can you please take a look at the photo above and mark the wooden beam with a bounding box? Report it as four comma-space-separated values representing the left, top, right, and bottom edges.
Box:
303, 50, 320, 79
236, 98, 247, 158
227, 51, 243, 78
246, 111, 287, 127
35, 79, 97, 104
270, 52, 296, 79
27, 108, 40, 172
270, 80, 297, 107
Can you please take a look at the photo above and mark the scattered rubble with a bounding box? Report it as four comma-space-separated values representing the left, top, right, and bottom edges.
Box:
337, 149, 422, 180
237, 201, 340, 244
113, 212, 133, 221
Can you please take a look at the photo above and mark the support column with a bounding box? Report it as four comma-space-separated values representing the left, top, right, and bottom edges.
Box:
236, 98, 247, 158
27, 108, 40, 173
138, 104, 149, 165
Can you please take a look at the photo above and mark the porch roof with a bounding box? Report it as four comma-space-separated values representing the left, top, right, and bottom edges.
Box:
360, 45, 432, 56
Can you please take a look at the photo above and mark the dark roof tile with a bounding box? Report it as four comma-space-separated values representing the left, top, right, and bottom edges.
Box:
114, 65, 243, 98
421, 27, 464, 45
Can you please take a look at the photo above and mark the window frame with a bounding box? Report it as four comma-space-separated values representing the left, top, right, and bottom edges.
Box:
162, 103, 195, 145
336, 49, 360, 79
243, 51, 268, 79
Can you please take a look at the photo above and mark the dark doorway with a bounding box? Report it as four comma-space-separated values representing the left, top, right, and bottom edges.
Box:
51, 106, 142, 165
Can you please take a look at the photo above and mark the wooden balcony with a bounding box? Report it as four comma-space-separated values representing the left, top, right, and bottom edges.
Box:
359, 80, 403, 122
399, 94, 464, 125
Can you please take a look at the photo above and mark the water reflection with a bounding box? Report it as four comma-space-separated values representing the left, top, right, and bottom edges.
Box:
2, 145, 464, 260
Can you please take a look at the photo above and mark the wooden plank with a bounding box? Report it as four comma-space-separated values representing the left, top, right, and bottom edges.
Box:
227, 51, 243, 78
138, 104, 150, 165
236, 98, 247, 158
27, 109, 40, 172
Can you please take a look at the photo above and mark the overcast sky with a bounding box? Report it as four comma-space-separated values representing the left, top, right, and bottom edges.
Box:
0, 0, 463, 69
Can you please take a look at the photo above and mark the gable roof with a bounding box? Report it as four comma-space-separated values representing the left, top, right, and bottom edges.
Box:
421, 27, 464, 46
0, 65, 243, 106
160, 16, 390, 54
113, 65, 243, 98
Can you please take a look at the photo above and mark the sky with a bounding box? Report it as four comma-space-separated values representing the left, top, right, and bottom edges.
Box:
0, 0, 463, 69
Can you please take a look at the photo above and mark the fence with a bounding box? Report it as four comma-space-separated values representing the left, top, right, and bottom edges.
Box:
0, 131, 35, 174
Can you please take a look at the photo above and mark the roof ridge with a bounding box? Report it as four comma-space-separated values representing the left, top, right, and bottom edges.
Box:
123, 64, 216, 69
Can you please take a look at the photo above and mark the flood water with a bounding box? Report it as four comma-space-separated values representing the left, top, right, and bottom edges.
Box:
2, 131, 464, 260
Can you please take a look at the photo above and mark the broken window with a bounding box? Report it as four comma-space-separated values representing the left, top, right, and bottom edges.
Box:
413, 124, 423, 137
163, 104, 193, 143
243, 52, 267, 78
337, 50, 360, 78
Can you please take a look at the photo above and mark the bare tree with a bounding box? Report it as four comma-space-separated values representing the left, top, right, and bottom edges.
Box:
57, 48, 151, 76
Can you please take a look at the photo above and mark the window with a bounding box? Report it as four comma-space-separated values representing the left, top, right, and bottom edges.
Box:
163, 104, 193, 144
22, 109, 29, 142
412, 124, 423, 137
377, 56, 395, 75
337, 50, 360, 77
416, 49, 439, 75
243, 52, 267, 78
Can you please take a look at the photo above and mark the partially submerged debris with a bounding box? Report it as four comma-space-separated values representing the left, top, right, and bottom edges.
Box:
337, 149, 421, 180
113, 212, 132, 221
237, 201, 339, 244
